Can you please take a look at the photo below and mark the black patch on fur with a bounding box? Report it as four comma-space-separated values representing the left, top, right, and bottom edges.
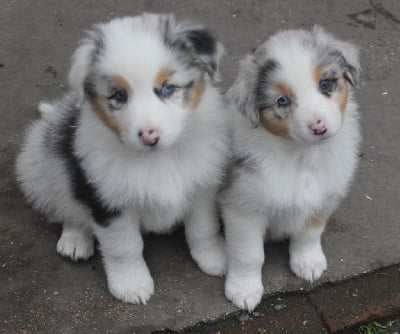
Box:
234, 154, 259, 171
255, 60, 278, 108
186, 29, 216, 55
83, 80, 96, 99
169, 26, 219, 76
47, 104, 121, 226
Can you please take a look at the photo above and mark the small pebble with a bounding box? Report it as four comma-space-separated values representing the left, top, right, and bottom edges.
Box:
238, 313, 250, 322
274, 304, 287, 311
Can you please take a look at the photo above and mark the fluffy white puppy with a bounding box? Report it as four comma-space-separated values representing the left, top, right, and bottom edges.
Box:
221, 26, 361, 311
16, 13, 230, 304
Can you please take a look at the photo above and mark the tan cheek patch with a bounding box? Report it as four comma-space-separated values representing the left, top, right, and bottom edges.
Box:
259, 108, 290, 138
90, 75, 131, 138
90, 96, 121, 137
185, 80, 205, 109
332, 76, 348, 113
259, 81, 293, 138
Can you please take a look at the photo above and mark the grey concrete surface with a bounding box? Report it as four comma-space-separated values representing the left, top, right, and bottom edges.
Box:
1, 0, 399, 333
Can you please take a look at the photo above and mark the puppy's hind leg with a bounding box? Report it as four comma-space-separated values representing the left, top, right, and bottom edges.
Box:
57, 222, 95, 261
184, 189, 227, 277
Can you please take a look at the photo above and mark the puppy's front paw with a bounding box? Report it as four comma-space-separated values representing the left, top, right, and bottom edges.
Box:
190, 236, 227, 277
107, 263, 154, 304
290, 246, 327, 282
225, 273, 263, 312
57, 227, 94, 261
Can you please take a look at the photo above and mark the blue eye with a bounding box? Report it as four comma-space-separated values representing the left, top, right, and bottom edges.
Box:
160, 82, 175, 97
319, 79, 334, 94
277, 96, 291, 107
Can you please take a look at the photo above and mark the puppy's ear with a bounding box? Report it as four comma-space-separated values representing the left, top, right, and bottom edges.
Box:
171, 20, 224, 80
313, 26, 361, 87
68, 27, 103, 102
226, 54, 260, 127
335, 39, 360, 87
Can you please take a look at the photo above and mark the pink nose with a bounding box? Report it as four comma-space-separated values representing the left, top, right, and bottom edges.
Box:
138, 128, 160, 146
309, 120, 328, 136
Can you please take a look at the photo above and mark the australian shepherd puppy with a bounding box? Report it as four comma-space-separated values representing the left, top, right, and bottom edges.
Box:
16, 13, 230, 304
220, 27, 361, 311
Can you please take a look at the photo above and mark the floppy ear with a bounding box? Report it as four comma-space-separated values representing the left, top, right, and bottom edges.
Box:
312, 25, 361, 87
226, 54, 260, 127
68, 27, 103, 103
334, 39, 361, 87
171, 21, 224, 80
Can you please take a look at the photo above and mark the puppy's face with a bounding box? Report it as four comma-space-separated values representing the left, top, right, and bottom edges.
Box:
229, 26, 360, 144
69, 14, 223, 151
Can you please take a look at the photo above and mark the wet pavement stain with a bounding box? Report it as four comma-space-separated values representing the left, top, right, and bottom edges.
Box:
370, 0, 400, 25
347, 1, 400, 29
44, 65, 57, 78
347, 9, 376, 29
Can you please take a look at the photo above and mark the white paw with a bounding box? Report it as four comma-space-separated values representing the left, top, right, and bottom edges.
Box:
107, 262, 154, 304
290, 246, 327, 282
190, 236, 227, 276
225, 273, 264, 312
57, 227, 94, 261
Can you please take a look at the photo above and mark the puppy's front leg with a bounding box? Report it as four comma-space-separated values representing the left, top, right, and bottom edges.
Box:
224, 210, 266, 312
94, 210, 154, 304
289, 216, 327, 282
184, 189, 226, 277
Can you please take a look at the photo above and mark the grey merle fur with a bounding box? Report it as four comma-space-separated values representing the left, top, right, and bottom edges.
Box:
46, 100, 121, 226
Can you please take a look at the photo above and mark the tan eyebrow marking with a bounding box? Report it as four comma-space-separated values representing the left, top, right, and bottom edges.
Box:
275, 82, 293, 97
154, 68, 171, 86
111, 75, 131, 94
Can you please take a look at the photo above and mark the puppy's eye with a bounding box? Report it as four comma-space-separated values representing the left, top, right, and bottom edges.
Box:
160, 82, 176, 97
109, 89, 128, 104
277, 96, 291, 107
319, 79, 335, 94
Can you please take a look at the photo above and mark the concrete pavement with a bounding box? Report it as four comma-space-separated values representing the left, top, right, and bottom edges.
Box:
180, 264, 400, 333
1, 0, 399, 333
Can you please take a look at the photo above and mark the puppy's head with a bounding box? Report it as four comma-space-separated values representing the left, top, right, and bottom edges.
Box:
68, 14, 223, 150
228, 26, 360, 144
